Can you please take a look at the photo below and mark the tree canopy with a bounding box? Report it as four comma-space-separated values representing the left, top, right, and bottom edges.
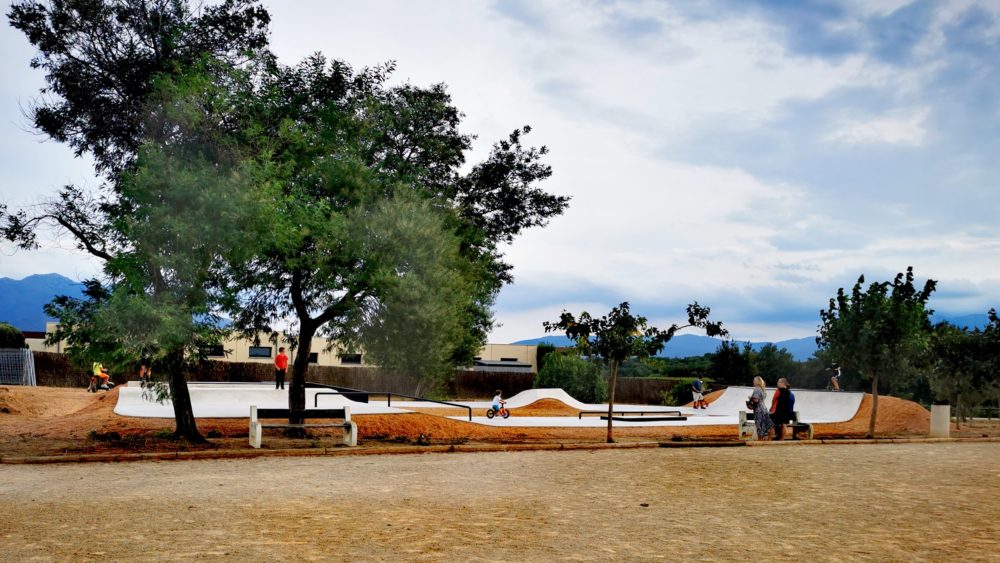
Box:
818, 267, 936, 437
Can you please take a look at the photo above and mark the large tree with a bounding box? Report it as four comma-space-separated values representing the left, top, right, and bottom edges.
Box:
544, 302, 726, 443
220, 56, 569, 417
818, 267, 936, 438
3, 0, 272, 440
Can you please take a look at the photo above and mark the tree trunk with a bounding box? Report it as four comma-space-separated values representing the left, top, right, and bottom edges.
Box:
289, 321, 318, 425
166, 346, 205, 443
867, 375, 879, 438
606, 361, 618, 443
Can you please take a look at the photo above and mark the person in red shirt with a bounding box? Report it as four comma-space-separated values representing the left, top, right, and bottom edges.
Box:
274, 347, 289, 390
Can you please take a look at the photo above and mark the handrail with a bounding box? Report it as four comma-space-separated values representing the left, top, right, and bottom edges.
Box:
578, 410, 682, 419
314, 391, 473, 421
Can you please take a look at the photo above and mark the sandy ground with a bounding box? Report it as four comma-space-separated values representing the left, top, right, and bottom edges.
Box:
1, 386, 964, 459
1, 443, 998, 561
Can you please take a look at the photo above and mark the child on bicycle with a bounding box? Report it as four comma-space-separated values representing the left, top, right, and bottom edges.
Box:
491, 389, 504, 415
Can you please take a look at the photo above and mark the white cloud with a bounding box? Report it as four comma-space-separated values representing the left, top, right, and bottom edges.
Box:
825, 106, 930, 146
2, 1, 997, 344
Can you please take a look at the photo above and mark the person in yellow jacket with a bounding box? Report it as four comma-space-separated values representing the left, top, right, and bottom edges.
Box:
90, 362, 110, 391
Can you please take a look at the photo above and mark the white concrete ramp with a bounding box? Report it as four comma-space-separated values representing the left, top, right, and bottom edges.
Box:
113, 383, 863, 428
113, 382, 404, 418
704, 386, 863, 423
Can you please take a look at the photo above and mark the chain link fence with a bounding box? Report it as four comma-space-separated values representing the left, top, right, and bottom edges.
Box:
0, 348, 37, 385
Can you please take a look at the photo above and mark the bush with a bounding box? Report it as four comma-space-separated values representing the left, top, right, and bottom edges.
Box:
534, 352, 607, 403
0, 322, 26, 348
659, 378, 710, 406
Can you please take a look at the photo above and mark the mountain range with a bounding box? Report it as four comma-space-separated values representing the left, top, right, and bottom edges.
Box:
513, 333, 820, 360
0, 273, 85, 331
514, 312, 992, 361
0, 273, 991, 358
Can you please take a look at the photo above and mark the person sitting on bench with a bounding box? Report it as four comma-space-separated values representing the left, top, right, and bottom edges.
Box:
769, 377, 795, 440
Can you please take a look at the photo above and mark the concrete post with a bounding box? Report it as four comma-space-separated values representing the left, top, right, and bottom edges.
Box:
930, 404, 950, 438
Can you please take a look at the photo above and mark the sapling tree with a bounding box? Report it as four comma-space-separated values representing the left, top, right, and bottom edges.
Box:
818, 267, 936, 438
544, 302, 726, 443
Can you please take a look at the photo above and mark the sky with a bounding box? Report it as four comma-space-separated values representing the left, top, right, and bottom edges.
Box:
1, 0, 999, 343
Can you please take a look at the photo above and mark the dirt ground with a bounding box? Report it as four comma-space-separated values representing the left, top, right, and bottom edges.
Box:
1, 443, 998, 560
0, 385, 995, 458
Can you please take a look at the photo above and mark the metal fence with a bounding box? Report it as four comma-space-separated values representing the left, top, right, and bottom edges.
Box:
0, 348, 37, 386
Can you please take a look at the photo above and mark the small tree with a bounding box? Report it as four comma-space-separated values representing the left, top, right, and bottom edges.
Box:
544, 301, 725, 443
0, 322, 26, 348
534, 352, 607, 403
818, 267, 936, 437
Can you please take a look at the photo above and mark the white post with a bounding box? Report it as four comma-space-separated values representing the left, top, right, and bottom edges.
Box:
930, 404, 950, 438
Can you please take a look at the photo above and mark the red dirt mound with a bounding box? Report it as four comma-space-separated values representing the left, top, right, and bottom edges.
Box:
817, 394, 930, 437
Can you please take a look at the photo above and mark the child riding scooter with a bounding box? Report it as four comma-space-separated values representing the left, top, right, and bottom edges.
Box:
88, 362, 115, 392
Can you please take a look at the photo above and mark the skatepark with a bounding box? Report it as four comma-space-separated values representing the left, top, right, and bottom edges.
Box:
113, 381, 865, 429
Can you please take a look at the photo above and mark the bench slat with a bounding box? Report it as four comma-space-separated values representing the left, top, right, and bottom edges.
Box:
255, 408, 346, 419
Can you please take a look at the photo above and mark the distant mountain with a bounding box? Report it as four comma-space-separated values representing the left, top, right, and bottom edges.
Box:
514, 333, 821, 360
0, 274, 85, 331
932, 313, 991, 331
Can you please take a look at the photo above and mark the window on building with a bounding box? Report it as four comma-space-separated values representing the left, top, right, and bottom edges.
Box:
473, 357, 482, 361
339, 353, 362, 365
500, 357, 518, 362
200, 345, 225, 357
309, 352, 319, 364
249, 346, 272, 358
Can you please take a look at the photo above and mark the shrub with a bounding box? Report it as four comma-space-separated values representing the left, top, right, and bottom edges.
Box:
0, 322, 26, 349
534, 352, 607, 403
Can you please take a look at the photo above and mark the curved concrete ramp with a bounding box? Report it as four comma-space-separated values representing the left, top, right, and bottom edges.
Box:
113, 382, 403, 418
705, 386, 863, 423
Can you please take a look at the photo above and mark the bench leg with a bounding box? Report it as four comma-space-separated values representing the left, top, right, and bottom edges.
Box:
250, 422, 262, 449
344, 422, 358, 447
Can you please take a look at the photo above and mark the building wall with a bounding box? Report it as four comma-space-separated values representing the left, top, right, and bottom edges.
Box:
475, 344, 537, 371
31, 323, 537, 371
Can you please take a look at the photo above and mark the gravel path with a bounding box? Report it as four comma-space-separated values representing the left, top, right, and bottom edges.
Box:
1, 443, 998, 561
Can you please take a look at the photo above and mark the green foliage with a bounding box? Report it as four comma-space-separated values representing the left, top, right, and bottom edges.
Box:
927, 313, 999, 418
6, 0, 270, 178
818, 267, 936, 436
536, 343, 557, 371
0, 322, 25, 348
351, 193, 477, 396
754, 343, 798, 380
534, 352, 607, 403
709, 340, 757, 386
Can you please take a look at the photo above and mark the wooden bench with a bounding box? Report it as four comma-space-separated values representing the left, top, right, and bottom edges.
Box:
249, 405, 357, 448
739, 410, 813, 440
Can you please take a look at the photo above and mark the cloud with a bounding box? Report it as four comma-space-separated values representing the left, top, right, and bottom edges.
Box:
2, 0, 997, 345
825, 106, 930, 146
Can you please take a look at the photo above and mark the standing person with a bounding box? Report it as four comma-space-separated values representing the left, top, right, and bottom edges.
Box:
138, 356, 152, 382
769, 377, 795, 440
829, 365, 842, 391
691, 377, 707, 409
274, 347, 289, 390
748, 376, 774, 440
